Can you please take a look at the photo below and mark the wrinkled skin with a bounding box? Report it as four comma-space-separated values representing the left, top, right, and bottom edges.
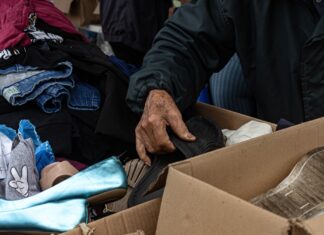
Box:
136, 90, 196, 165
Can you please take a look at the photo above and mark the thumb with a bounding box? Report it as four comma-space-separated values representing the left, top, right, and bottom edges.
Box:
167, 113, 196, 141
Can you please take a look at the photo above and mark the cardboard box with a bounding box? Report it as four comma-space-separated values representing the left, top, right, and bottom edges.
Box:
61, 199, 161, 235
2, 104, 274, 234
62, 103, 275, 235
148, 102, 276, 192
193, 103, 275, 130
52, 0, 100, 27
156, 117, 324, 235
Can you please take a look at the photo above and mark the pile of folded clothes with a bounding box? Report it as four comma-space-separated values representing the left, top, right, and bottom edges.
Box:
0, 0, 139, 166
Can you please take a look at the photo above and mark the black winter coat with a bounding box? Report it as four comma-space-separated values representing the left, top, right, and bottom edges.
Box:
127, 0, 324, 124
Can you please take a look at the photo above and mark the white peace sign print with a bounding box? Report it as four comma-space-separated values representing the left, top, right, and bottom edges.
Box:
8, 166, 29, 197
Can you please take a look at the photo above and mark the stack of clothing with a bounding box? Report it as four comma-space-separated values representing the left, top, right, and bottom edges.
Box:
0, 0, 139, 164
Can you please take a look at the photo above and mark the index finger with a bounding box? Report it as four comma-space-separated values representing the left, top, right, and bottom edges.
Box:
136, 136, 152, 166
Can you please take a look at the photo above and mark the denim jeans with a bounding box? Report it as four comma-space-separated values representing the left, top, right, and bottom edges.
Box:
36, 81, 101, 113
0, 63, 101, 113
0, 62, 73, 107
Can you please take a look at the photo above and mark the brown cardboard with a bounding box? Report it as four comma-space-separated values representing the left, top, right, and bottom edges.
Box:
149, 102, 276, 192
156, 117, 324, 235
93, 2, 100, 15
51, 0, 73, 13
3, 104, 272, 234
52, 0, 100, 26
194, 102, 276, 130
62, 199, 161, 235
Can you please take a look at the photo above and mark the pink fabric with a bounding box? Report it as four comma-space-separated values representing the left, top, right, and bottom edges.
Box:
0, 0, 85, 51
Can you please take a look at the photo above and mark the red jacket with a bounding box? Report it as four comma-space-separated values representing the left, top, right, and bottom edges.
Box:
0, 0, 84, 50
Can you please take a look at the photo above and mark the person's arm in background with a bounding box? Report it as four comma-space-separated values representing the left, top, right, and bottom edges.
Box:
126, 0, 236, 165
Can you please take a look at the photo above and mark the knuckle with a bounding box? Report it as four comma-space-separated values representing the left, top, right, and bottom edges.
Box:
141, 121, 149, 129
147, 115, 159, 125
146, 146, 154, 153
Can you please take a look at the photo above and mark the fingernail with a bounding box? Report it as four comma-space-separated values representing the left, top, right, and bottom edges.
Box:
145, 161, 151, 167
187, 133, 195, 139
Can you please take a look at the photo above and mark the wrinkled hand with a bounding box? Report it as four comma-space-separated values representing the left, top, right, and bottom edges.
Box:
136, 90, 196, 166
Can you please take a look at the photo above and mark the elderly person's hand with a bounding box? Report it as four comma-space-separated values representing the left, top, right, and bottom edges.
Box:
135, 90, 196, 165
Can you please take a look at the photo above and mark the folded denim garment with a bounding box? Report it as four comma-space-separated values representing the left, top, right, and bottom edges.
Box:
0, 156, 127, 211
0, 62, 101, 113
0, 198, 87, 232
36, 81, 101, 113
0, 62, 73, 108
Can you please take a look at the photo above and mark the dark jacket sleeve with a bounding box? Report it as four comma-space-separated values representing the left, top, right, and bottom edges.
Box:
126, 0, 235, 113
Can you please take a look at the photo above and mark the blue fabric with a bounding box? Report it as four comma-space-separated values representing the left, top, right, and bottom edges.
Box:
0, 156, 127, 212
36, 81, 101, 113
0, 125, 16, 141
197, 84, 211, 104
36, 83, 72, 113
109, 56, 140, 77
68, 82, 101, 111
0, 199, 88, 232
0, 63, 101, 113
209, 54, 256, 116
0, 62, 73, 113
276, 119, 295, 131
0, 156, 127, 232
34, 141, 55, 176
18, 120, 42, 148
0, 120, 55, 173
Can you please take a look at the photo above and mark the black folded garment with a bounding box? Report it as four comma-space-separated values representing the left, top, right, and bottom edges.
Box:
128, 116, 225, 207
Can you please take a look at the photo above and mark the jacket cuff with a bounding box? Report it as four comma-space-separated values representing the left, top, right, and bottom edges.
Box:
126, 78, 176, 114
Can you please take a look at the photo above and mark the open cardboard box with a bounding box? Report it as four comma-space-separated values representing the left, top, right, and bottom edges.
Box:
61, 199, 161, 235
0, 103, 274, 234
51, 0, 100, 27
156, 116, 324, 235
148, 102, 276, 192
60, 103, 275, 235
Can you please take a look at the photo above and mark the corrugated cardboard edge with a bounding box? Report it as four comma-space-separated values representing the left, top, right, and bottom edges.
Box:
293, 215, 324, 235
61, 199, 161, 235
194, 103, 276, 131
156, 168, 291, 235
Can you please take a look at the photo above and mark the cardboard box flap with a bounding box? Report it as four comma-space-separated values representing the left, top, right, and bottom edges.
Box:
62, 199, 161, 235
156, 168, 290, 235
51, 0, 73, 13
170, 117, 324, 200
296, 215, 324, 235
194, 103, 276, 130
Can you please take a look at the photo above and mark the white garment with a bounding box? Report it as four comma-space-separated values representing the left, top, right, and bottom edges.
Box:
0, 133, 12, 179
223, 120, 273, 146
